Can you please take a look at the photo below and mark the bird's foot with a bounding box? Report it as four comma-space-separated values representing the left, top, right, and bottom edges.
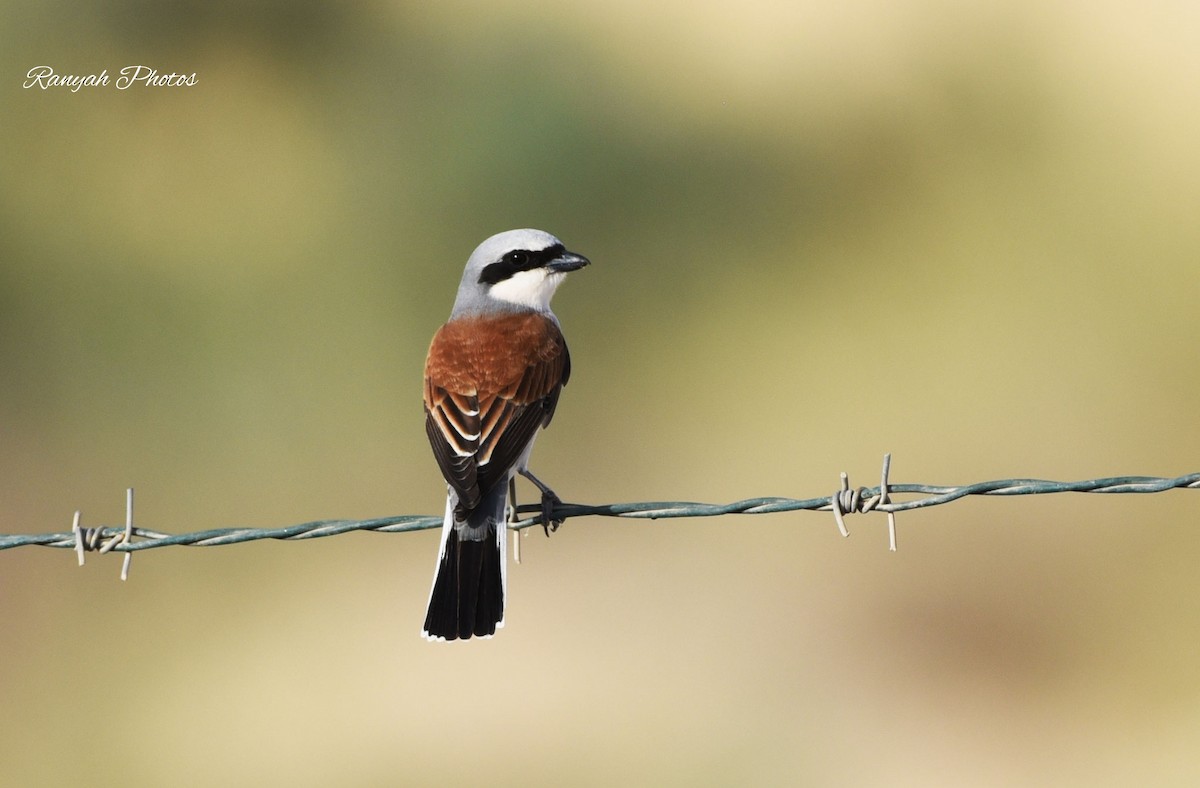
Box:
505, 478, 518, 525
539, 490, 563, 536
519, 469, 564, 536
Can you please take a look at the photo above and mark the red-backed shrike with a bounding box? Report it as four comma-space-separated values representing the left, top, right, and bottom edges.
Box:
421, 229, 589, 641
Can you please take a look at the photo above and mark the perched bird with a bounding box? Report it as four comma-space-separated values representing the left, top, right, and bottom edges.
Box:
421, 229, 589, 641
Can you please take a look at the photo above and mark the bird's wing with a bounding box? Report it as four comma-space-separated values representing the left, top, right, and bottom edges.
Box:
424, 313, 569, 512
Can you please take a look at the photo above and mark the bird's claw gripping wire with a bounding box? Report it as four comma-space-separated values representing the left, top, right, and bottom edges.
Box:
519, 469, 565, 535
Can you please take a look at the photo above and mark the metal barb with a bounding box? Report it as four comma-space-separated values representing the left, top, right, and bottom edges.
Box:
880, 454, 897, 551
831, 473, 851, 537
70, 489, 136, 579
830, 454, 897, 551
121, 488, 134, 581
507, 478, 522, 564
72, 511, 85, 566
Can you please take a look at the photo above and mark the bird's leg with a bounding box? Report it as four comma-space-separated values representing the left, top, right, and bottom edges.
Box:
506, 477, 518, 525
519, 468, 563, 535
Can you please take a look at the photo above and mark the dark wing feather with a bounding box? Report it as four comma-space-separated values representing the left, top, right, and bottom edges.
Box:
424, 377, 482, 509
474, 390, 560, 496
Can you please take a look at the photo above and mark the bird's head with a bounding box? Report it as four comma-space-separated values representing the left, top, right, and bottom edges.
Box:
453, 229, 590, 316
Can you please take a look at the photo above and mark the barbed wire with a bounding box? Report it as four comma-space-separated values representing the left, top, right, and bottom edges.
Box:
2, 455, 1197, 580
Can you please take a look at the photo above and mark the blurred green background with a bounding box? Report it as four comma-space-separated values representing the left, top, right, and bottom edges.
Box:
3, 1, 1199, 785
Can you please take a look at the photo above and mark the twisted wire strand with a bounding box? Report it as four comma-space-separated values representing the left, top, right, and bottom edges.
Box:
2, 470, 1197, 556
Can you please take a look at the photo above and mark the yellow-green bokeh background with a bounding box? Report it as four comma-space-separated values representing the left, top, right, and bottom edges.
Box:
3, 2, 1199, 785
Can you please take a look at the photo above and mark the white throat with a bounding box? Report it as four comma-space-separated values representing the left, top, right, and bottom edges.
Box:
487, 268, 565, 312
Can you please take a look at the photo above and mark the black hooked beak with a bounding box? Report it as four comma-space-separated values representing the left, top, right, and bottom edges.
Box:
546, 251, 590, 272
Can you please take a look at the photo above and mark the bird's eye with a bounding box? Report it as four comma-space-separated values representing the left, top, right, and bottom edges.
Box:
505, 251, 530, 266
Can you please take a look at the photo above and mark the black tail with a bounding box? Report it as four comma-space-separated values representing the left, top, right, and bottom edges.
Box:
422, 488, 506, 640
